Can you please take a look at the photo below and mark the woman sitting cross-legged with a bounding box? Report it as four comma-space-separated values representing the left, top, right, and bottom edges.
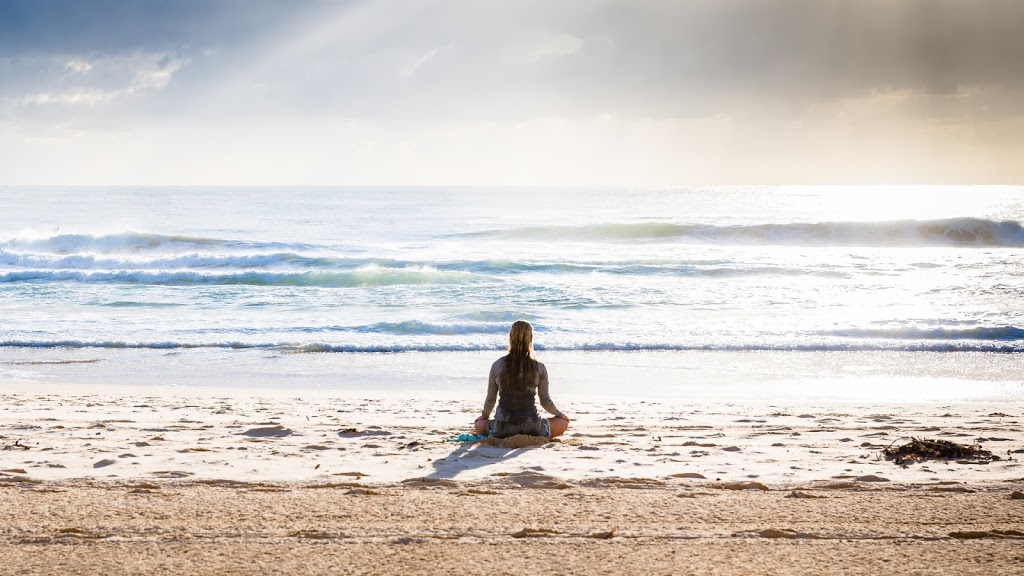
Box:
474, 320, 570, 439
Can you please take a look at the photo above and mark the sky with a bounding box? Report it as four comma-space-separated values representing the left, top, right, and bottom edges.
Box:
1, 0, 1023, 186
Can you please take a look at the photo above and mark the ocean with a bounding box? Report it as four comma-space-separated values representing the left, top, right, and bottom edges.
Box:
2, 186, 1023, 402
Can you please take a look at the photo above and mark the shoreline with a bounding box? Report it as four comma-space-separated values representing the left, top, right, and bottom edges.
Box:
4, 347, 1024, 404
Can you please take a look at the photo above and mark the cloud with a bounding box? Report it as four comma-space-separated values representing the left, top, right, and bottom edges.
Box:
1, 0, 1022, 184
9, 52, 188, 114
22, 89, 117, 106
237, 0, 1024, 122
64, 58, 92, 74
520, 32, 584, 64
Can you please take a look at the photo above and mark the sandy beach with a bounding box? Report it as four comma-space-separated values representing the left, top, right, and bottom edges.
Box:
2, 383, 1022, 574
6, 0, 1024, 572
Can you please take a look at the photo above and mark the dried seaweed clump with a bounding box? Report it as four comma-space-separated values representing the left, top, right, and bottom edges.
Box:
882, 437, 1000, 465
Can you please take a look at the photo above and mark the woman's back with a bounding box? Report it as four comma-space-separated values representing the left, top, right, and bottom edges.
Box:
492, 356, 542, 422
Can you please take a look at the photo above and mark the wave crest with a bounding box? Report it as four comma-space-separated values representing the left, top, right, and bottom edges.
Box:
2, 339, 1022, 353
0, 265, 477, 287
464, 218, 1024, 247
826, 326, 1024, 341
0, 231, 228, 253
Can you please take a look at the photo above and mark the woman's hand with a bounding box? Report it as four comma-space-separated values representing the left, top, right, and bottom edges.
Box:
555, 413, 571, 422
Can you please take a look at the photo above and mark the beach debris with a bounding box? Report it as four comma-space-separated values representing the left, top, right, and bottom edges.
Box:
195, 479, 256, 488
241, 425, 293, 438
506, 471, 571, 489
786, 491, 826, 499
93, 459, 116, 468
2, 439, 30, 451
747, 528, 821, 539
854, 475, 890, 483
288, 529, 344, 540
948, 530, 1024, 540
151, 470, 194, 478
1010, 491, 1024, 500
459, 488, 499, 496
331, 471, 367, 478
581, 477, 664, 489
344, 488, 381, 496
305, 482, 362, 489
588, 528, 617, 539
0, 475, 39, 485
882, 437, 1000, 465
927, 486, 974, 493
54, 527, 108, 540
670, 472, 707, 479
720, 481, 768, 491
401, 477, 457, 488
338, 428, 392, 438
510, 528, 558, 538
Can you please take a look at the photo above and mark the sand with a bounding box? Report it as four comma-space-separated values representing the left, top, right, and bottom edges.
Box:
2, 383, 1023, 574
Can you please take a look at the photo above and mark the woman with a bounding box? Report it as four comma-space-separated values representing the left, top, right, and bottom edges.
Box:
474, 320, 570, 438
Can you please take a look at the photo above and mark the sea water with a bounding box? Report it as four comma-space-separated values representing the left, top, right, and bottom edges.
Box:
2, 186, 1023, 402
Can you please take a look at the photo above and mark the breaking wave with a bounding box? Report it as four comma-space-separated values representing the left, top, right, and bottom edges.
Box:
825, 326, 1024, 341
0, 232, 237, 253
0, 266, 478, 287
2, 339, 1022, 353
464, 218, 1024, 247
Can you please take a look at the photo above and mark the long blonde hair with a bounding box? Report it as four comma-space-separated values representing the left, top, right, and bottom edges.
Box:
504, 320, 538, 390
